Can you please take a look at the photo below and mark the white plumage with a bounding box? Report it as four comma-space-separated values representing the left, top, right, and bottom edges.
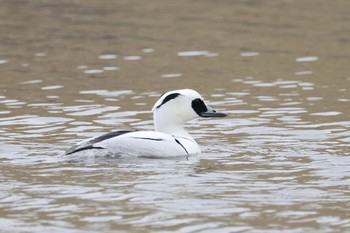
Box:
66, 89, 226, 158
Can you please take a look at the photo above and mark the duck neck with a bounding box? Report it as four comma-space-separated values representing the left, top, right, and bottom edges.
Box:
154, 121, 195, 142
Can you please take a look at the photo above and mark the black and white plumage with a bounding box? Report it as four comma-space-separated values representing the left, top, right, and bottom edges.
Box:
66, 89, 227, 158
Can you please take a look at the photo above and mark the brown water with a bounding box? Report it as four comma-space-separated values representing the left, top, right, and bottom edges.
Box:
1, 0, 350, 232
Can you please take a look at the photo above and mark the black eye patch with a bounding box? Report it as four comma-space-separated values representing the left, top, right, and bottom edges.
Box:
191, 98, 208, 115
156, 93, 181, 109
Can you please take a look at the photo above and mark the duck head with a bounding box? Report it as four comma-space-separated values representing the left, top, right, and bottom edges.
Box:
152, 89, 227, 135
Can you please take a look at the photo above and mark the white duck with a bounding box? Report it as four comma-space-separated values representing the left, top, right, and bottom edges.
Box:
66, 89, 226, 158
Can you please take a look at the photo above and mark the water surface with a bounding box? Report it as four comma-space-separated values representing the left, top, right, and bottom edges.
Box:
1, 0, 350, 232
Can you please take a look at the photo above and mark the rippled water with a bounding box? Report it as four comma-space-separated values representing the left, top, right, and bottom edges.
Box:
1, 0, 350, 232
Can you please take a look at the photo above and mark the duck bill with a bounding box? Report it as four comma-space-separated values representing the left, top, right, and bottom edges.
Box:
199, 106, 227, 118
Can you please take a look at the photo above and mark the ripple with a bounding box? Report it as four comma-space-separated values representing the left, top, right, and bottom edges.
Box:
295, 70, 313, 75
142, 48, 154, 53
35, 52, 46, 57
311, 111, 342, 116
103, 66, 119, 71
124, 56, 141, 60
306, 97, 323, 101
296, 56, 319, 62
21, 79, 43, 84
253, 82, 276, 87
77, 65, 88, 69
98, 54, 117, 59
67, 106, 120, 116
79, 89, 132, 97
41, 85, 64, 90
0, 115, 72, 126
84, 69, 104, 74
240, 52, 259, 57
177, 51, 218, 57
161, 73, 182, 78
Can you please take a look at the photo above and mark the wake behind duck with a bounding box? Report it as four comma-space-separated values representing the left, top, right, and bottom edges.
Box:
66, 89, 226, 158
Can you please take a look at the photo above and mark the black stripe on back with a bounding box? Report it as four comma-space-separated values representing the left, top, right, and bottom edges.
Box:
66, 145, 104, 155
89, 130, 133, 144
65, 130, 134, 155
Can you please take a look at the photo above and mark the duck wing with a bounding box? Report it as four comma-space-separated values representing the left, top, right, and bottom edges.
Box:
66, 130, 134, 155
